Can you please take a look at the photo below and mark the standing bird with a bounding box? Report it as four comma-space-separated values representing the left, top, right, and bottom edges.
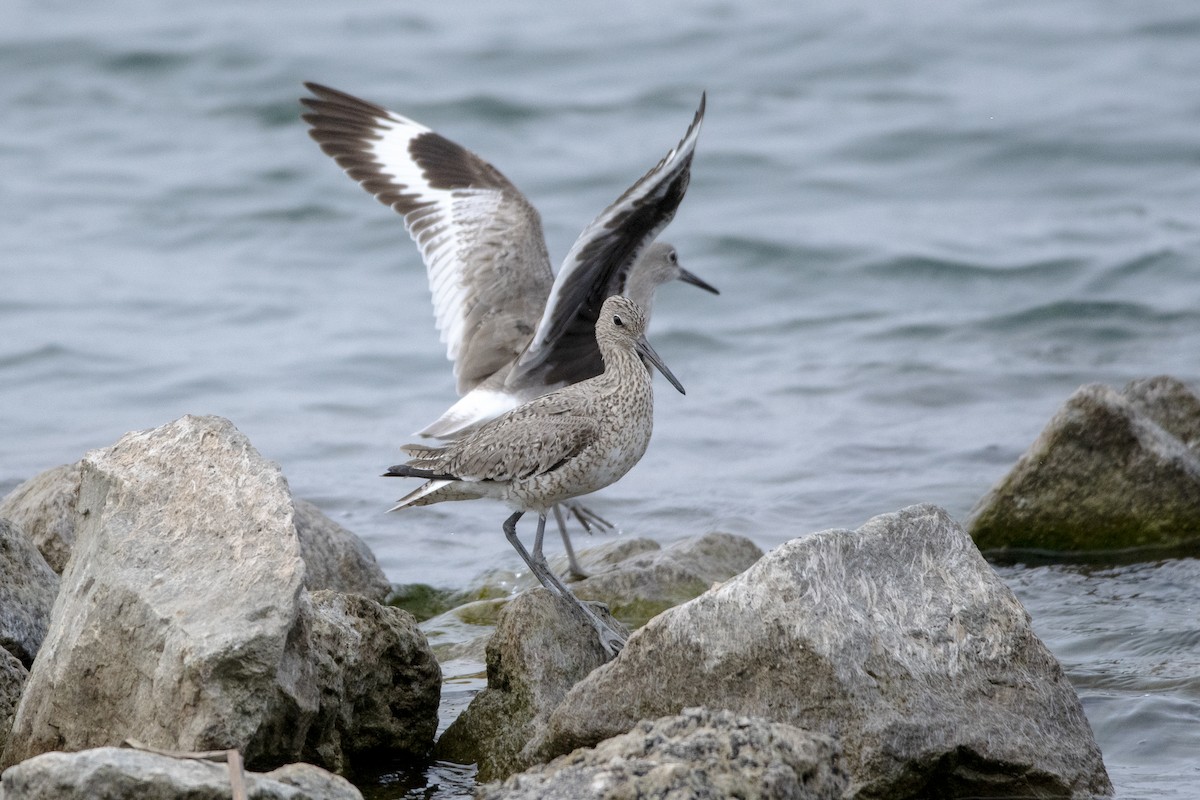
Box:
384, 295, 683, 656
301, 84, 716, 575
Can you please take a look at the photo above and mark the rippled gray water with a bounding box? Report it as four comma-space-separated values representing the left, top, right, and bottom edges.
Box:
3, 1, 1199, 796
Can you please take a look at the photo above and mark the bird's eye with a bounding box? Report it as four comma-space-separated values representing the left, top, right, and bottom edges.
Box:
668, 250, 678, 264
613, 314, 624, 327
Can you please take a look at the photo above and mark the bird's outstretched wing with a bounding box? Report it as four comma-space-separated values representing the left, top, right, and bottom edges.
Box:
512, 94, 706, 386
302, 83, 555, 393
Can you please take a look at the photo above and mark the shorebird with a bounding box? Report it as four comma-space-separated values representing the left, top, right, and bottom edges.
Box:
383, 295, 683, 657
301, 84, 715, 575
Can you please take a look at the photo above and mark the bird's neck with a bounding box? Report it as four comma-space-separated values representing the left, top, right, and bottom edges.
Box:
597, 342, 647, 383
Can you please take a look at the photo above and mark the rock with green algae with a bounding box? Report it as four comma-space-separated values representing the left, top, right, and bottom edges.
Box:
568, 531, 763, 627
969, 377, 1200, 553
419, 532, 763, 666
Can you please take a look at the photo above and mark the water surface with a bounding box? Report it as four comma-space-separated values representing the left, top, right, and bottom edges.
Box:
3, 1, 1199, 796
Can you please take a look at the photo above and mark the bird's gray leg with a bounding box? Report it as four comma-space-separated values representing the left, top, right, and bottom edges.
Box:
567, 501, 614, 533
513, 513, 626, 658
504, 511, 565, 599
552, 505, 591, 581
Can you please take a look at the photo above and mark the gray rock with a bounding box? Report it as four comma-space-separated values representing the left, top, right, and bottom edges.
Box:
294, 499, 391, 601
479, 707, 846, 800
532, 505, 1112, 799
303, 590, 440, 772
969, 381, 1200, 552
0, 464, 80, 574
0, 468, 389, 599
0, 746, 362, 799
1, 415, 440, 774
569, 532, 763, 627
435, 588, 616, 781
1, 651, 27, 758
264, 761, 366, 799
0, 520, 58, 666
1121, 375, 1200, 454
2, 415, 314, 769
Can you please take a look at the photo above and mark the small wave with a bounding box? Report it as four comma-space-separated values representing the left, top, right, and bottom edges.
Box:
979, 299, 1192, 333
0, 342, 75, 369
862, 254, 1087, 283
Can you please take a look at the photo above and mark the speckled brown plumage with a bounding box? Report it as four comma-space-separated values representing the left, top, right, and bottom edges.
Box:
384, 295, 683, 656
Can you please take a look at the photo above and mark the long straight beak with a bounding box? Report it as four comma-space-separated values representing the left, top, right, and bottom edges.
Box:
678, 267, 719, 295
635, 335, 686, 395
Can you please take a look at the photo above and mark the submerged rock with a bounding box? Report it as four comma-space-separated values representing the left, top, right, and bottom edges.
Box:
0, 519, 58, 667
969, 378, 1200, 553
479, 707, 846, 800
1, 415, 439, 774
531, 505, 1112, 799
0, 464, 80, 574
435, 588, 617, 781
0, 746, 363, 799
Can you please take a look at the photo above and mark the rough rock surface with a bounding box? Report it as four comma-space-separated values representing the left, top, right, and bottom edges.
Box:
0, 747, 363, 799
435, 589, 616, 781
0, 519, 58, 667
303, 590, 441, 772
294, 499, 391, 601
0, 464, 80, 574
1, 415, 440, 773
1123, 375, 1200, 453
1, 415, 312, 769
0, 466, 389, 598
424, 532, 763, 663
969, 378, 1200, 552
1, 651, 27, 757
532, 505, 1112, 799
570, 532, 764, 626
479, 707, 847, 800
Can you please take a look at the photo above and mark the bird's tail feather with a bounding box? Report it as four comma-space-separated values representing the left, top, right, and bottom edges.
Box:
388, 479, 456, 512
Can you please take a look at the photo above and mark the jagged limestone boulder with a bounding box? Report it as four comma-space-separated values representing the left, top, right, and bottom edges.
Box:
0, 469, 389, 597
1, 415, 439, 774
531, 505, 1112, 799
